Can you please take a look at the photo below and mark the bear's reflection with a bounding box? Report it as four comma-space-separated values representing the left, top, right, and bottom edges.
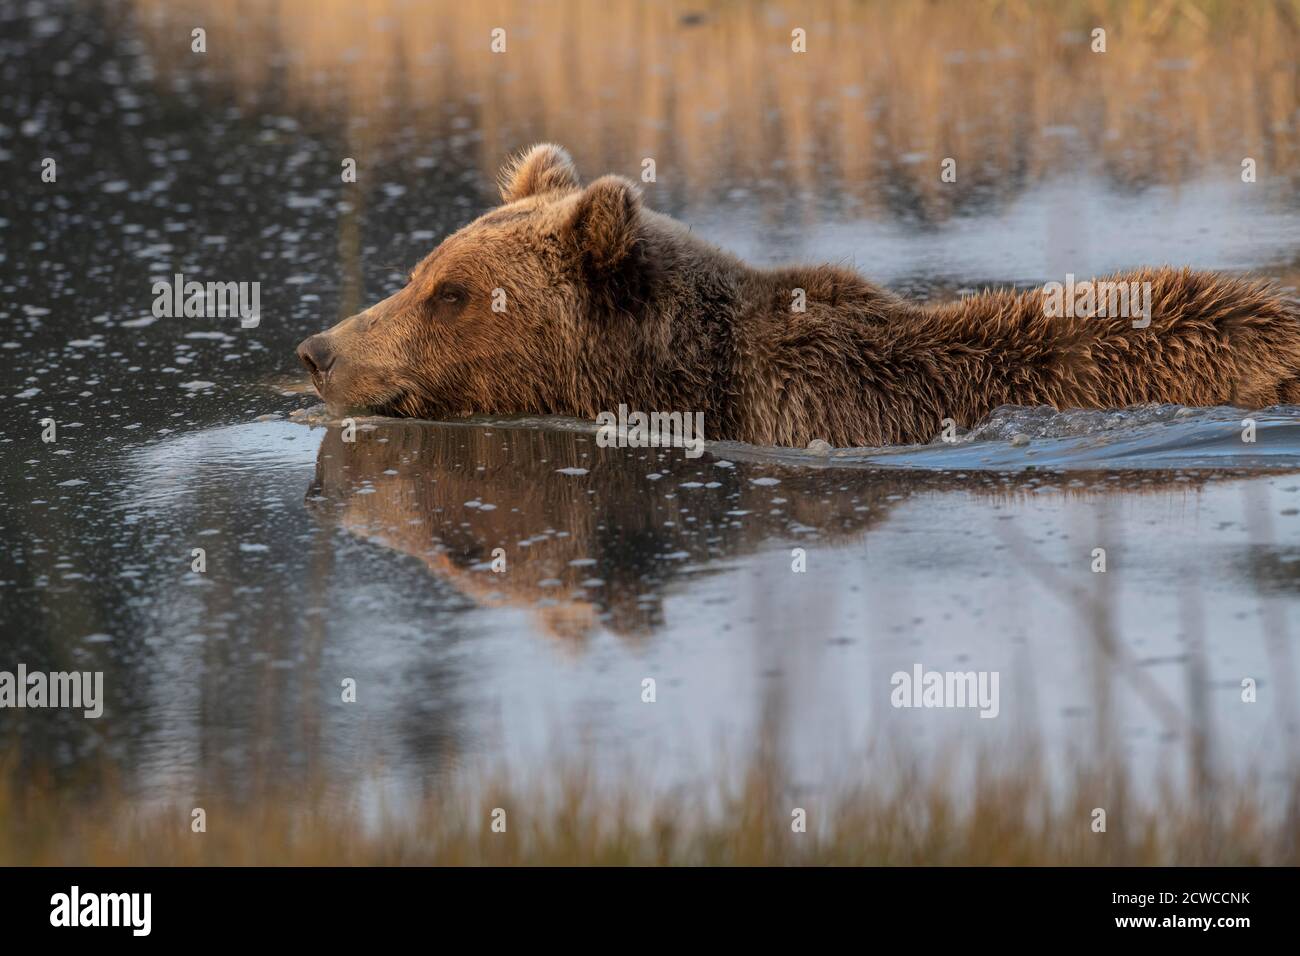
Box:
304, 420, 1214, 642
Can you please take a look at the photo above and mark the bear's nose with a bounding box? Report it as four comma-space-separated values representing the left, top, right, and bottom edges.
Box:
296, 335, 336, 377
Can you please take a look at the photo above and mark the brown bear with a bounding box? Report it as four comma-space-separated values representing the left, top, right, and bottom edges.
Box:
297, 143, 1300, 448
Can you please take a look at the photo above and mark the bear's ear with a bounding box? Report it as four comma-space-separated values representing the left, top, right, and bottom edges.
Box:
564, 175, 641, 274
498, 143, 580, 203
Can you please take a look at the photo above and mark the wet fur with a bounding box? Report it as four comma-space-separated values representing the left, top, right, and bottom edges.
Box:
300, 144, 1300, 448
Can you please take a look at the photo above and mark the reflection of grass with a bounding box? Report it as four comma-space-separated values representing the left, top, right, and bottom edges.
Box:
3, 753, 1297, 865
131, 0, 1300, 217
6, 476, 1298, 866
7, 461, 1297, 866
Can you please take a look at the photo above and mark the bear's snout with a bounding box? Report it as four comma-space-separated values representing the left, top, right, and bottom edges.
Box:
297, 334, 337, 382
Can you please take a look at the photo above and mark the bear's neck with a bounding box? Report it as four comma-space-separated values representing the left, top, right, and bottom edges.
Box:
570, 237, 914, 446
569, 230, 752, 429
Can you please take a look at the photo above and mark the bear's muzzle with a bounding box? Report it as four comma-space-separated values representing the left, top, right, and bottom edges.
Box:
296, 334, 337, 386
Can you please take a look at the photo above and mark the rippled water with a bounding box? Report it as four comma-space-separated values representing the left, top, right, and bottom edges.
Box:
2, 0, 1299, 809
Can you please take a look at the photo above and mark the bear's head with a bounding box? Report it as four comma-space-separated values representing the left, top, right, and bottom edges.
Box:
296, 144, 659, 419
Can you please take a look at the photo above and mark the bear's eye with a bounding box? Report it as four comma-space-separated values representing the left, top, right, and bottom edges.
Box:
435, 284, 466, 306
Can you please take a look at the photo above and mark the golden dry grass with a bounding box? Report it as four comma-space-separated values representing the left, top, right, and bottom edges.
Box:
129, 0, 1300, 218
4, 749, 1297, 865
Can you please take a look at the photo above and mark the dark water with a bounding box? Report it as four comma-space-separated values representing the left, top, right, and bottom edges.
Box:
2, 0, 1299, 806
